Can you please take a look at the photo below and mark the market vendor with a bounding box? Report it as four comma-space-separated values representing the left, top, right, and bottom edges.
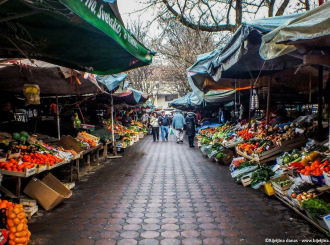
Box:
0, 100, 14, 123
121, 110, 132, 128
218, 106, 231, 124
272, 106, 288, 127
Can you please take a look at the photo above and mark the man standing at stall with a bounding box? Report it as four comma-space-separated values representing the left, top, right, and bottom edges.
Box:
219, 106, 231, 124
185, 109, 199, 147
172, 110, 185, 144
158, 111, 170, 141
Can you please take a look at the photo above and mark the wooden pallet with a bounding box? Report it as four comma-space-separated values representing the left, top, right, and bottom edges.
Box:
20, 197, 37, 207
241, 172, 253, 187
62, 182, 75, 190
24, 206, 38, 220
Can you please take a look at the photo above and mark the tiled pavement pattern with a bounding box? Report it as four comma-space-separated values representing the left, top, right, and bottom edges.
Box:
29, 135, 325, 245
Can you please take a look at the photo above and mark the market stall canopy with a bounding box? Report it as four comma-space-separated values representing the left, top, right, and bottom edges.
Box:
187, 13, 305, 100
111, 89, 149, 105
0, 0, 154, 75
0, 61, 102, 95
260, 2, 330, 60
97, 73, 128, 92
168, 92, 201, 108
169, 89, 248, 108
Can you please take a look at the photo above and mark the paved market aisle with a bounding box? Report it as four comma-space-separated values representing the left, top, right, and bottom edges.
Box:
29, 135, 325, 245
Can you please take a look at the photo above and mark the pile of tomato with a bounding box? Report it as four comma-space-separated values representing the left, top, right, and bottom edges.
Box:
0, 159, 34, 172
237, 129, 254, 140
299, 160, 330, 176
22, 153, 63, 166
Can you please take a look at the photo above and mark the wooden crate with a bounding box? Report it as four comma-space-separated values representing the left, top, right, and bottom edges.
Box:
0, 166, 36, 177
35, 164, 47, 174
241, 172, 253, 187
271, 173, 293, 196
252, 146, 283, 161
139, 132, 144, 139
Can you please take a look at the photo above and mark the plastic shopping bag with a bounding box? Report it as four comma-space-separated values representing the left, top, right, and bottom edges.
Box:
170, 128, 174, 135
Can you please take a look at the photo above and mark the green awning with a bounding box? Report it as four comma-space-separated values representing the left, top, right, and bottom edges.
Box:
0, 0, 154, 75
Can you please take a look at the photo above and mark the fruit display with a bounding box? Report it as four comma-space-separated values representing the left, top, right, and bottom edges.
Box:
12, 132, 29, 144
237, 128, 254, 140
0, 159, 34, 172
77, 132, 99, 147
5, 203, 31, 245
299, 159, 329, 176
291, 192, 317, 201
22, 153, 63, 166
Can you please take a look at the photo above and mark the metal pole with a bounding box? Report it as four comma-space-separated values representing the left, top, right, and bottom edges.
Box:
111, 94, 117, 156
56, 95, 60, 140
318, 66, 323, 141
234, 80, 237, 120
248, 80, 253, 126
266, 76, 272, 126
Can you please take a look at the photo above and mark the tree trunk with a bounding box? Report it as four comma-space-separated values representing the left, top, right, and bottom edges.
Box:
236, 0, 242, 28
268, 0, 275, 17
305, 0, 310, 10
276, 0, 290, 16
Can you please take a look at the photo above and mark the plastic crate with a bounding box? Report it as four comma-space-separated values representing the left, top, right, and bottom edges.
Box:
310, 174, 326, 186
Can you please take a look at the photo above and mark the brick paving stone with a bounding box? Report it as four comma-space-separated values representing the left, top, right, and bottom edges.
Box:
181, 230, 200, 238
117, 239, 138, 245
161, 231, 180, 238
141, 231, 160, 239
95, 239, 116, 245
120, 231, 139, 239
28, 136, 326, 245
161, 224, 179, 231
160, 239, 180, 245
138, 239, 160, 245
182, 237, 203, 245
203, 238, 224, 245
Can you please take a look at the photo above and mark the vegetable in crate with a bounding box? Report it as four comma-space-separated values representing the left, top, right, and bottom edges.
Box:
302, 198, 330, 217
237, 161, 257, 170
216, 152, 224, 160
251, 165, 274, 186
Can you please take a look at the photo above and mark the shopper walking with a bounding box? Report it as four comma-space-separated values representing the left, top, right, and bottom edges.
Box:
172, 110, 185, 144
158, 111, 170, 141
185, 110, 199, 147
150, 112, 160, 142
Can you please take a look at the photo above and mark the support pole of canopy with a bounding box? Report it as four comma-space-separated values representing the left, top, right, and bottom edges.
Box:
56, 95, 60, 140
248, 80, 253, 127
108, 93, 122, 159
266, 77, 272, 136
234, 80, 237, 121
318, 66, 323, 141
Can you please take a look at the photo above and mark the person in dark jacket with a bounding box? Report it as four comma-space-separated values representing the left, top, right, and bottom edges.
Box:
121, 110, 132, 128
272, 106, 288, 127
158, 111, 170, 141
185, 110, 199, 147
219, 106, 231, 124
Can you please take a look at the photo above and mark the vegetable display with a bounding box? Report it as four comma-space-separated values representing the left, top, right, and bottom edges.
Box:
237, 161, 257, 170
251, 166, 274, 186
302, 198, 330, 217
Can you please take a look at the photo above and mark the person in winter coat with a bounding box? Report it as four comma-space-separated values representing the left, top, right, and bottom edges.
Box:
185, 110, 199, 147
121, 110, 132, 128
150, 112, 160, 142
172, 110, 186, 143
158, 111, 170, 141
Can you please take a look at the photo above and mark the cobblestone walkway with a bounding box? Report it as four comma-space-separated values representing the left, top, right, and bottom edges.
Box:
29, 135, 325, 245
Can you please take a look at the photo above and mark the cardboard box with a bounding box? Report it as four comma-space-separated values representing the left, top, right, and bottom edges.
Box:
58, 135, 84, 153
23, 173, 72, 210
